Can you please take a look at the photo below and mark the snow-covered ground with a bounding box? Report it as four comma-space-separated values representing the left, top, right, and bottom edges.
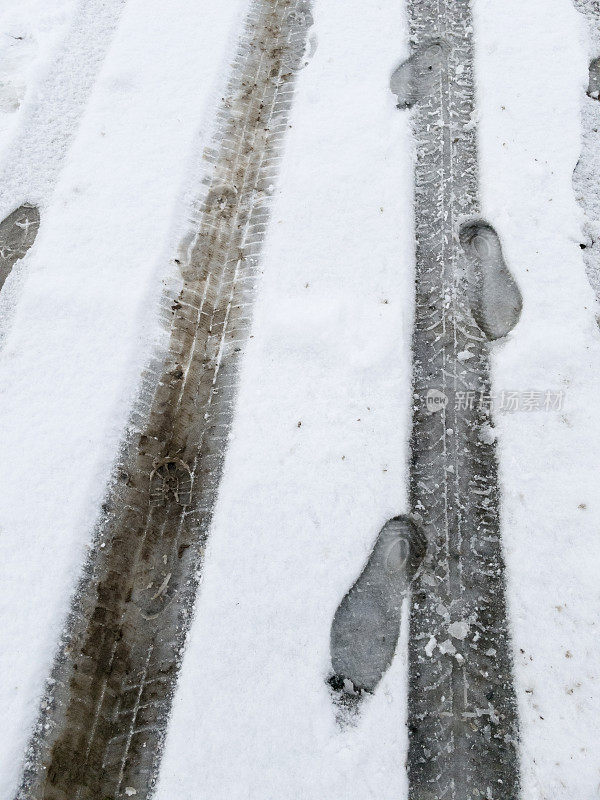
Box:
0, 0, 247, 794
1, 0, 600, 797
0, 0, 75, 153
476, 1, 600, 796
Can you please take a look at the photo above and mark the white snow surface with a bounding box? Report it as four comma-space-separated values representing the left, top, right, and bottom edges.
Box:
0, 0, 75, 153
0, 0, 599, 798
0, 0, 247, 795
476, 0, 600, 796
155, 0, 414, 797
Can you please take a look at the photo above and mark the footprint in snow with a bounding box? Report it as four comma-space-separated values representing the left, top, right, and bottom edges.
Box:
328, 515, 426, 713
0, 204, 40, 293
459, 220, 523, 341
389, 40, 448, 110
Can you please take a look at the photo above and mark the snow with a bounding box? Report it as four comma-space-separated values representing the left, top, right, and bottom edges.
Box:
0, 0, 599, 797
155, 1, 415, 796
476, 0, 600, 796
0, 0, 75, 154
0, 0, 246, 795
0, 0, 128, 220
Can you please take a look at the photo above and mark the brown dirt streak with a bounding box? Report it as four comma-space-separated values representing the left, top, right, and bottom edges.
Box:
17, 1, 312, 798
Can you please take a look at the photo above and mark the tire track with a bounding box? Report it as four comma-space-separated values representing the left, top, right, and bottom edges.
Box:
18, 2, 313, 798
400, 1, 521, 797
